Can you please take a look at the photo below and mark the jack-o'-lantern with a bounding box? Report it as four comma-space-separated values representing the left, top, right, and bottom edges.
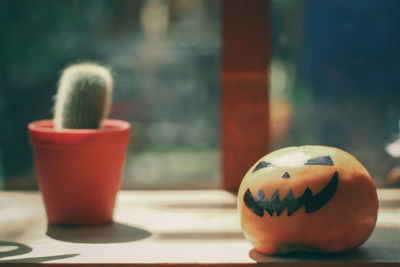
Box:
238, 145, 378, 255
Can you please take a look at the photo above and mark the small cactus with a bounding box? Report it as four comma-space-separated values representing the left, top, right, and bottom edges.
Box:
54, 63, 112, 130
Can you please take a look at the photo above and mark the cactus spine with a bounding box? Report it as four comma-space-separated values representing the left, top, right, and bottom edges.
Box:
54, 63, 112, 131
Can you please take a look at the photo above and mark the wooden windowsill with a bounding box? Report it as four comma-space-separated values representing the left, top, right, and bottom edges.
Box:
0, 189, 399, 266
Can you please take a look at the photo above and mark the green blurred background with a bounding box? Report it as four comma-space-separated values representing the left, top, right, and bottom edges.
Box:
1, 0, 400, 189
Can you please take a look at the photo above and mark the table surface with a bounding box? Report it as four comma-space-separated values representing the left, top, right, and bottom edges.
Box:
0, 189, 400, 266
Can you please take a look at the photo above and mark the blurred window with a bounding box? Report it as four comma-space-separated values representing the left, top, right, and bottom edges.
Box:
1, 0, 220, 190
270, 0, 400, 187
2, 0, 400, 190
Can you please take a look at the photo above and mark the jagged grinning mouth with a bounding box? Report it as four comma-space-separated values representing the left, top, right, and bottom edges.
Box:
243, 171, 339, 217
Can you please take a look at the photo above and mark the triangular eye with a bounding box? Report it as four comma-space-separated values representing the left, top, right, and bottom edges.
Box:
304, 156, 334, 166
253, 161, 274, 173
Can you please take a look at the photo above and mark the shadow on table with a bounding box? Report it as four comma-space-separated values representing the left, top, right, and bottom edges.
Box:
0, 254, 79, 263
249, 227, 400, 263
249, 248, 372, 263
47, 221, 152, 243
0, 241, 32, 259
0, 241, 78, 263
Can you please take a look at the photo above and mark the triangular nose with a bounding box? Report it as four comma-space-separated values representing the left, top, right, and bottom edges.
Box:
282, 172, 290, 179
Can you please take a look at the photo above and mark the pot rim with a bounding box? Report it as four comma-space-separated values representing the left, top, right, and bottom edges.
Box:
29, 119, 130, 147
28, 119, 130, 133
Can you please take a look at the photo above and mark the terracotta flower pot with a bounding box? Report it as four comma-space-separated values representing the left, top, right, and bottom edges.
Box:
28, 119, 130, 225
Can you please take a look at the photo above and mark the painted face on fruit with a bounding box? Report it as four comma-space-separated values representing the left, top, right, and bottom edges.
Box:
238, 146, 378, 255
243, 152, 338, 217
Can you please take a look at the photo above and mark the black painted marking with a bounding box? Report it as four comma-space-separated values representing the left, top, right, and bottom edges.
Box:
304, 156, 334, 166
282, 172, 290, 179
252, 161, 274, 173
243, 171, 339, 217
244, 189, 264, 217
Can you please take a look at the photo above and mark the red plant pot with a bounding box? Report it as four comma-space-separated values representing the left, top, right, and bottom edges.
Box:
28, 119, 130, 225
